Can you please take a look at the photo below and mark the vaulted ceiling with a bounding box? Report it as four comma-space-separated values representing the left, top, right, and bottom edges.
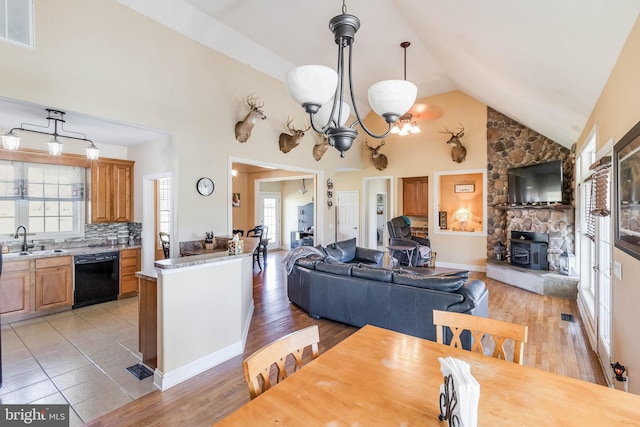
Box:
121, 0, 640, 148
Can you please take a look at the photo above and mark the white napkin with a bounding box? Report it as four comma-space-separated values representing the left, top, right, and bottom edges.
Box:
438, 357, 480, 427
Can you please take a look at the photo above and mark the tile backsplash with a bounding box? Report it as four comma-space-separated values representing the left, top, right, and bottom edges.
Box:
4, 222, 142, 252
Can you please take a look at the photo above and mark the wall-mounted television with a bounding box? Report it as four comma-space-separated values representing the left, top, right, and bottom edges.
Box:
507, 160, 563, 205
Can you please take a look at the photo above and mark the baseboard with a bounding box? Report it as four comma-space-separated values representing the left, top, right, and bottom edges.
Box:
154, 341, 243, 391
436, 261, 486, 273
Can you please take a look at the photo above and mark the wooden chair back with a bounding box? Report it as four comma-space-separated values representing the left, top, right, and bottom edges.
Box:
243, 325, 320, 399
433, 310, 528, 364
158, 232, 170, 259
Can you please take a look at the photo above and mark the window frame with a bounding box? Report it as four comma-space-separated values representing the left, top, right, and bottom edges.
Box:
0, 0, 35, 48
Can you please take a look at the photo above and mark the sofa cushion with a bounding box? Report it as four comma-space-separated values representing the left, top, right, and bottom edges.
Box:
333, 238, 357, 262
354, 246, 385, 266
323, 246, 343, 261
448, 280, 487, 312
392, 272, 464, 292
316, 262, 353, 276
351, 266, 393, 283
295, 257, 321, 269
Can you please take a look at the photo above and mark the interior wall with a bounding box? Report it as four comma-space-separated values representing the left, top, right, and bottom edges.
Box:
0, 0, 362, 248
575, 15, 640, 393
339, 90, 488, 270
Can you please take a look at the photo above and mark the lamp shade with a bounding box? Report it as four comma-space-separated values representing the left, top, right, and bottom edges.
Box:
367, 80, 417, 119
1, 131, 21, 150
86, 144, 100, 160
48, 137, 63, 156
314, 101, 351, 128
285, 65, 338, 106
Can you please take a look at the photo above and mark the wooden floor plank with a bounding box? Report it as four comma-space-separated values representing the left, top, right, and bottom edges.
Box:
87, 251, 606, 427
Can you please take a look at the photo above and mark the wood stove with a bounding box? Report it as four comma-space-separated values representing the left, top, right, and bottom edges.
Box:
510, 231, 549, 270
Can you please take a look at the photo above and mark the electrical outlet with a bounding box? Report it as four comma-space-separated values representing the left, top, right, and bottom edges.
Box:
613, 260, 622, 280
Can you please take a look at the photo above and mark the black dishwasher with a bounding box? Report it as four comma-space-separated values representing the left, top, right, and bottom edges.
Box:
73, 251, 120, 308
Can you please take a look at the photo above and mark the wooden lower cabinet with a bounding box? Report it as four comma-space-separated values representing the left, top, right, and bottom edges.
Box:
120, 248, 141, 296
138, 275, 157, 369
35, 256, 73, 312
0, 260, 31, 317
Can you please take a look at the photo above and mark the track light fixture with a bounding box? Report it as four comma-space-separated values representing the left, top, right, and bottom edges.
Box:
1, 109, 100, 160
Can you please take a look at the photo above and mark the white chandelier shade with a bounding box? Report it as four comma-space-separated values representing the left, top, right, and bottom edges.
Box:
314, 101, 351, 127
285, 65, 338, 107
367, 80, 417, 119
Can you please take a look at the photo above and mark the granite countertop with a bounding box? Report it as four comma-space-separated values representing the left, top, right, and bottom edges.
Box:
154, 250, 251, 270
2, 244, 142, 261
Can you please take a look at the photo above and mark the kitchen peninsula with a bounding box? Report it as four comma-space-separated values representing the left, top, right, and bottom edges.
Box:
143, 250, 254, 391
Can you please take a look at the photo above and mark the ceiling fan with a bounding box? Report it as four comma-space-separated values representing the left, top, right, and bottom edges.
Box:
391, 42, 443, 136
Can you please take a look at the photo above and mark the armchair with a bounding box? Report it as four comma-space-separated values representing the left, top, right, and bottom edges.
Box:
387, 216, 431, 266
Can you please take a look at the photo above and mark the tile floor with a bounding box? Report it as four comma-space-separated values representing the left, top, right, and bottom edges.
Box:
0, 297, 156, 425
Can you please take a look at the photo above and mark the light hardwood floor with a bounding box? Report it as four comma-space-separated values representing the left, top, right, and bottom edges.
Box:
87, 251, 606, 426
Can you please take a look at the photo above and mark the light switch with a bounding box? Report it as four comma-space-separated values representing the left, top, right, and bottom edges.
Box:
613, 260, 622, 280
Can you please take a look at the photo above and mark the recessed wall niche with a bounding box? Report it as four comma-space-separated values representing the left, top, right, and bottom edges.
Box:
433, 169, 486, 235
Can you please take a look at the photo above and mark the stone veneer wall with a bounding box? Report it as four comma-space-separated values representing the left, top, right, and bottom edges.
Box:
486, 108, 576, 271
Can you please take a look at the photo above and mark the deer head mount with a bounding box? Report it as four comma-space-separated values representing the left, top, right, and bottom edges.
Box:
279, 118, 310, 153
441, 124, 467, 163
364, 139, 388, 171
234, 94, 266, 143
312, 134, 330, 161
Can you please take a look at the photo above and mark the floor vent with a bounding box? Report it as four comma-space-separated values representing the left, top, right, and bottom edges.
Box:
126, 364, 154, 380
561, 313, 575, 322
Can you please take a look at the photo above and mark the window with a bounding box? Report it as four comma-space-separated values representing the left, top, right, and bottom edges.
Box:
0, 0, 33, 47
157, 178, 171, 234
0, 161, 85, 237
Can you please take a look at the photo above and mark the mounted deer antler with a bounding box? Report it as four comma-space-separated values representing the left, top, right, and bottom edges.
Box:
235, 94, 266, 143
312, 134, 330, 161
279, 118, 310, 153
441, 123, 466, 163
364, 139, 388, 171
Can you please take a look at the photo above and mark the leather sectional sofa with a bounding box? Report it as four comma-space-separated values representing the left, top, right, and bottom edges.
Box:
286, 239, 489, 347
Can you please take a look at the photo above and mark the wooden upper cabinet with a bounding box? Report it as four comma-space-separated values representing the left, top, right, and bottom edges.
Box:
402, 176, 429, 217
91, 159, 134, 223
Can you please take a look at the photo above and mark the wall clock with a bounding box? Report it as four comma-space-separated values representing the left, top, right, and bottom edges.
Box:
196, 177, 214, 196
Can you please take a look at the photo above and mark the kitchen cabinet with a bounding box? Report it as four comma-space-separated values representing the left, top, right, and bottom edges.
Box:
120, 248, 141, 295
0, 260, 31, 317
91, 159, 134, 223
138, 274, 157, 369
35, 256, 73, 312
402, 176, 429, 217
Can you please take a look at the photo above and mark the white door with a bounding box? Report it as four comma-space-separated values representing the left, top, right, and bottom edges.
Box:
258, 192, 281, 249
595, 162, 613, 369
337, 191, 359, 242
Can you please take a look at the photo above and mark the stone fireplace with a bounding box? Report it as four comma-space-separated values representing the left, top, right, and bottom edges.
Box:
486, 108, 575, 273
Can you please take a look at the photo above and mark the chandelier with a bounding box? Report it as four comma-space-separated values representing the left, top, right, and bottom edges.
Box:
1, 109, 100, 160
284, 1, 417, 157
390, 42, 420, 136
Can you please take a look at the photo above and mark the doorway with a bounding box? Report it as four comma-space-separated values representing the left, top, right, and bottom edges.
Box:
362, 176, 393, 250
257, 192, 281, 250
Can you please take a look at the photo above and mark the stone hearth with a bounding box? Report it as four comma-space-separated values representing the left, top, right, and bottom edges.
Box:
486, 259, 578, 299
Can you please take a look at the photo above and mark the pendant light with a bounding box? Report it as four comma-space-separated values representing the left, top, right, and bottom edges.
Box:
285, 0, 417, 157
390, 42, 420, 136
1, 109, 100, 159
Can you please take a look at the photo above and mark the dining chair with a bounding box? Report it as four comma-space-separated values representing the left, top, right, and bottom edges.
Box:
243, 325, 320, 399
247, 225, 268, 270
433, 310, 528, 365
158, 232, 170, 259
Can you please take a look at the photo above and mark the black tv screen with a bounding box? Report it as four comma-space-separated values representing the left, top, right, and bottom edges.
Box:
507, 160, 563, 204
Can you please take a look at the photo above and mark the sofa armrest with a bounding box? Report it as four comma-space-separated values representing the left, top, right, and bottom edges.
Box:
411, 236, 430, 246
354, 247, 384, 266
448, 280, 487, 313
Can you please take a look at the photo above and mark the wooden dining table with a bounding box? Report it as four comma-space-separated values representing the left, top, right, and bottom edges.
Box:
215, 324, 640, 426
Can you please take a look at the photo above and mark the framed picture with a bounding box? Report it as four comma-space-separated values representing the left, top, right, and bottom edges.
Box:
377, 206, 383, 215
232, 192, 241, 207
614, 120, 640, 260
455, 184, 475, 193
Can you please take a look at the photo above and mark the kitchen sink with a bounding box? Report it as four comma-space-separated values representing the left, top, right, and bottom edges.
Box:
3, 249, 68, 258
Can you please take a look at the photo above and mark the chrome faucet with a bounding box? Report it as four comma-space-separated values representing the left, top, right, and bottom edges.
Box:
14, 225, 32, 253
